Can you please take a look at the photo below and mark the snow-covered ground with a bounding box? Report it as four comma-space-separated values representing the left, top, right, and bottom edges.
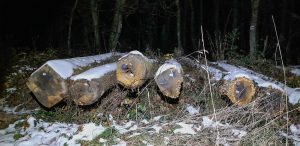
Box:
0, 105, 249, 146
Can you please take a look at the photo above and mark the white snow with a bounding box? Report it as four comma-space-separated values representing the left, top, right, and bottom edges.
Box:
231, 129, 247, 138
202, 116, 229, 128
174, 122, 196, 135
6, 88, 16, 93
153, 116, 162, 121
118, 50, 147, 61
112, 138, 127, 146
70, 63, 116, 81
155, 59, 182, 78
291, 124, 300, 135
142, 140, 153, 146
2, 105, 39, 115
0, 117, 106, 146
32, 52, 123, 79
289, 88, 300, 105
163, 137, 170, 145
112, 120, 136, 134
186, 105, 199, 115
290, 67, 300, 76
150, 124, 162, 133
258, 82, 284, 92
200, 65, 224, 81
282, 124, 300, 146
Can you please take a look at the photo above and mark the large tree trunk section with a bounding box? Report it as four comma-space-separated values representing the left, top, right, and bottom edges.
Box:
220, 75, 256, 106
117, 51, 155, 89
27, 65, 67, 108
155, 59, 183, 99
27, 52, 122, 108
69, 63, 117, 105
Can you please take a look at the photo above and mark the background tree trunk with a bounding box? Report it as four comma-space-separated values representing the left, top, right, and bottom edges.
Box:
109, 0, 126, 51
249, 0, 260, 57
67, 0, 79, 54
91, 0, 101, 52
175, 0, 183, 56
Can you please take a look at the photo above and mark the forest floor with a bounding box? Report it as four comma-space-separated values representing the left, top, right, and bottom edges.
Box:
0, 49, 300, 146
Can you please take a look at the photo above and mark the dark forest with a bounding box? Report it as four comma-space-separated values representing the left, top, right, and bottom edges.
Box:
1, 0, 300, 62
1, 1, 300, 145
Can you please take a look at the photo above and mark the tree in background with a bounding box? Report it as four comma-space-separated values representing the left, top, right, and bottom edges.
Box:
109, 0, 126, 51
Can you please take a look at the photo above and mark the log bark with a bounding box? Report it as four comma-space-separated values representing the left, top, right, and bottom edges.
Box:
116, 51, 156, 89
27, 52, 122, 108
69, 63, 117, 105
155, 59, 183, 99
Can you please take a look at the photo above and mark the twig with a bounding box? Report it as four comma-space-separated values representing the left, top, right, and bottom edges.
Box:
200, 25, 220, 145
271, 15, 289, 146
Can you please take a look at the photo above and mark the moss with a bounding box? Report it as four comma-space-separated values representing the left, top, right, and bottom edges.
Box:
13, 133, 24, 140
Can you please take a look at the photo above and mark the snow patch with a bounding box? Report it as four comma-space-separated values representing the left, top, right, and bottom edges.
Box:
119, 50, 147, 61
232, 129, 247, 138
291, 68, 300, 76
155, 59, 182, 78
70, 63, 116, 81
2, 105, 39, 115
32, 52, 122, 79
258, 82, 284, 92
150, 124, 162, 133
0, 117, 106, 146
289, 88, 300, 105
174, 122, 196, 135
186, 105, 199, 115
6, 88, 16, 93
202, 116, 229, 128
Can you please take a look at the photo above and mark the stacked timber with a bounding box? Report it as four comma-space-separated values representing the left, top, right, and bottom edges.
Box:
27, 52, 123, 108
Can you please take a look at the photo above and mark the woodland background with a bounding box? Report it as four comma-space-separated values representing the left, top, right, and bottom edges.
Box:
1, 0, 300, 80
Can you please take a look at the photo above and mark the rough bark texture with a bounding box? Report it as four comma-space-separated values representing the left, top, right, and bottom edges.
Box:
175, 0, 183, 56
155, 59, 183, 99
220, 76, 256, 106
27, 52, 122, 108
250, 0, 260, 56
116, 51, 156, 89
69, 66, 116, 106
27, 65, 68, 108
91, 0, 101, 50
109, 0, 126, 51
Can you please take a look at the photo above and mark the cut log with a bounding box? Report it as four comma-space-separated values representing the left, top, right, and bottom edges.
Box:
220, 73, 256, 106
155, 59, 183, 98
69, 63, 117, 105
116, 51, 156, 89
27, 52, 123, 108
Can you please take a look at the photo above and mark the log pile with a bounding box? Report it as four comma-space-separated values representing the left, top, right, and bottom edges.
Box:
27, 51, 299, 111
27, 52, 123, 107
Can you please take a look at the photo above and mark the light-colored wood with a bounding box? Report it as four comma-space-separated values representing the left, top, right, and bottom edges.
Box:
220, 76, 256, 106
116, 51, 155, 89
155, 59, 183, 98
27, 64, 67, 108
69, 64, 117, 105
27, 52, 122, 108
